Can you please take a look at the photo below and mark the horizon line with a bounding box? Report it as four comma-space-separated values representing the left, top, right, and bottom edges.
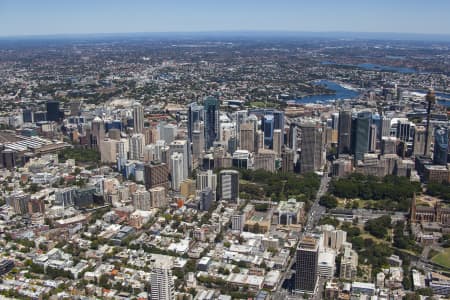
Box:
2, 30, 450, 41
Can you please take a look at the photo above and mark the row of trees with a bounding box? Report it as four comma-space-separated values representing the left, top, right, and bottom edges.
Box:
58, 148, 100, 164
329, 174, 421, 211
426, 182, 450, 202
239, 169, 320, 202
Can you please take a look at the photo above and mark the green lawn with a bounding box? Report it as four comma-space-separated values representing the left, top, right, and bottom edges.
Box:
431, 248, 450, 268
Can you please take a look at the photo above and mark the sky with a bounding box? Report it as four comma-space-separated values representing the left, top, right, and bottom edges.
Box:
1, 0, 450, 37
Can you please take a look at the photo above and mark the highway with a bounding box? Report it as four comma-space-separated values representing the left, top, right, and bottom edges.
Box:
275, 172, 331, 297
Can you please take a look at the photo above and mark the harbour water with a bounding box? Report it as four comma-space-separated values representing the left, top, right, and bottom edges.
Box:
321, 61, 416, 74
295, 80, 359, 104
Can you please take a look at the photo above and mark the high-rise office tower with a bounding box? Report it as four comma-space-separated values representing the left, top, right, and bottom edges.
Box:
108, 128, 121, 140
235, 110, 248, 147
413, 126, 432, 156
396, 119, 413, 143
338, 110, 352, 155
22, 109, 33, 123
192, 122, 205, 167
150, 261, 174, 300
199, 187, 214, 211
116, 139, 128, 171
132, 189, 151, 211
295, 235, 319, 293
381, 115, 392, 138
143, 144, 156, 163
288, 123, 298, 150
7, 192, 30, 215
281, 148, 295, 173
372, 113, 381, 139
239, 123, 255, 152
257, 130, 264, 152
253, 149, 276, 172
272, 110, 285, 131
144, 161, 169, 190
425, 89, 436, 156
219, 170, 239, 203
169, 140, 190, 179
100, 138, 119, 163
196, 170, 217, 195
170, 152, 185, 191
70, 100, 81, 116
434, 126, 448, 165
91, 116, 105, 149
188, 102, 204, 141
353, 111, 372, 162
331, 113, 339, 130
149, 186, 167, 208
204, 96, 220, 149
262, 114, 275, 148
381, 137, 397, 155
273, 129, 283, 155
369, 124, 377, 152
340, 246, 358, 281
46, 100, 62, 122
300, 123, 324, 173
133, 103, 144, 134
129, 134, 145, 161
160, 123, 177, 144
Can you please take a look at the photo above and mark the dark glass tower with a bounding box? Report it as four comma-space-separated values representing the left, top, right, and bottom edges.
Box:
434, 126, 448, 165
187, 102, 204, 141
338, 110, 352, 155
353, 111, 372, 161
295, 236, 319, 293
46, 100, 62, 122
262, 114, 274, 148
203, 97, 219, 149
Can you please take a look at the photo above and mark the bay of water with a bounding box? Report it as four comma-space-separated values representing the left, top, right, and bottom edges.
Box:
321, 61, 416, 74
295, 80, 359, 104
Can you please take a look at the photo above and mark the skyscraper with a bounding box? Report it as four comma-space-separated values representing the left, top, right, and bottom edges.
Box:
425, 89, 436, 156
204, 96, 220, 149
160, 123, 177, 144
239, 123, 255, 153
235, 110, 248, 147
46, 100, 62, 122
353, 111, 372, 162
369, 124, 377, 152
91, 116, 105, 149
300, 122, 324, 173
150, 261, 174, 300
380, 115, 392, 138
272, 110, 285, 132
149, 186, 167, 208
338, 110, 352, 155
169, 140, 190, 179
219, 170, 239, 203
133, 103, 144, 134
295, 235, 319, 293
196, 169, 217, 197
434, 126, 448, 165
170, 152, 185, 191
273, 129, 283, 155
132, 189, 151, 211
413, 126, 432, 156
129, 134, 145, 161
199, 187, 214, 211
187, 102, 204, 141
192, 122, 205, 167
144, 161, 169, 190
262, 114, 274, 148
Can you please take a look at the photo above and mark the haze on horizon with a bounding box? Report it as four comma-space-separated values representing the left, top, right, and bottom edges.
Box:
1, 0, 450, 37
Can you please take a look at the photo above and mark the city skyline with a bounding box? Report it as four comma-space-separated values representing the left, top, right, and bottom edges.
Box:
2, 0, 450, 37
